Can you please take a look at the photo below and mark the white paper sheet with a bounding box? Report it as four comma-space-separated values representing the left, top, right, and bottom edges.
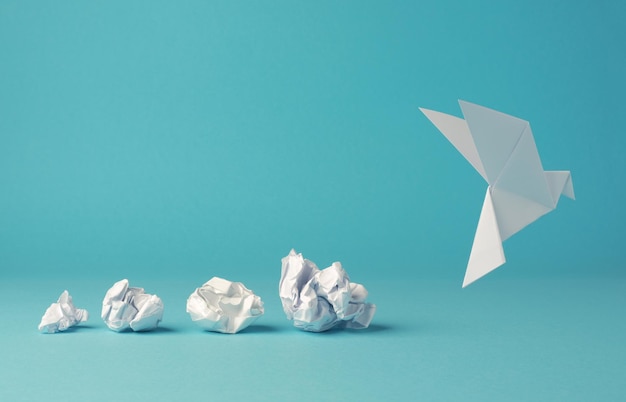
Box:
420, 100, 575, 287
38, 290, 88, 333
279, 249, 376, 332
186, 277, 264, 334
101, 279, 164, 332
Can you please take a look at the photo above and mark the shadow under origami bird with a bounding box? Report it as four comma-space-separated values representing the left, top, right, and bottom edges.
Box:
420, 100, 575, 287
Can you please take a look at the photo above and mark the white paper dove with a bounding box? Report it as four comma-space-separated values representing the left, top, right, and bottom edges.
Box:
420, 100, 575, 287
38, 290, 89, 333
279, 249, 376, 332
101, 279, 164, 332
186, 277, 264, 334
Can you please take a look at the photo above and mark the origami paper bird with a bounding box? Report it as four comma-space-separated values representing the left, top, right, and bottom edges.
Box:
420, 100, 575, 287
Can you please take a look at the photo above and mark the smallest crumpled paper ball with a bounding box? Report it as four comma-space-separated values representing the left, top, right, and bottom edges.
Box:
38, 290, 89, 334
101, 279, 164, 332
186, 277, 264, 334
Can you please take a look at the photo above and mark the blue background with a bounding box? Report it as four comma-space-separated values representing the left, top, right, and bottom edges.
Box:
1, 1, 624, 401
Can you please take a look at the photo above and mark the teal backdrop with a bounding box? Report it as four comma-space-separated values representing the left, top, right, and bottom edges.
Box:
0, 1, 624, 401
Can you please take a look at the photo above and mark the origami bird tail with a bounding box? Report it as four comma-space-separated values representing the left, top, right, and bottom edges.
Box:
463, 188, 506, 288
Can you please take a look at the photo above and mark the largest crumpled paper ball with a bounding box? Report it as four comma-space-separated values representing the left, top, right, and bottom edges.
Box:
279, 249, 376, 332
186, 277, 264, 334
38, 290, 89, 333
101, 279, 164, 332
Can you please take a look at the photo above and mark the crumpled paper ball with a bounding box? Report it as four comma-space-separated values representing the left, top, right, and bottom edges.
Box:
279, 249, 376, 332
101, 279, 164, 332
38, 290, 89, 333
186, 277, 264, 334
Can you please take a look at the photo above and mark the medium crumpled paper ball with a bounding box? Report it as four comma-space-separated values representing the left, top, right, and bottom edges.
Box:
279, 249, 376, 332
38, 290, 89, 333
101, 279, 164, 332
186, 277, 264, 334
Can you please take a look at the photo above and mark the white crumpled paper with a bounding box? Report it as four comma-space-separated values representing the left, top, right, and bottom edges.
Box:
186, 277, 264, 334
38, 290, 89, 333
101, 279, 164, 332
279, 249, 376, 332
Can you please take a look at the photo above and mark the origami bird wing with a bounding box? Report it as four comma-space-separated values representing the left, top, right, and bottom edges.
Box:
458, 100, 530, 187
418, 107, 488, 181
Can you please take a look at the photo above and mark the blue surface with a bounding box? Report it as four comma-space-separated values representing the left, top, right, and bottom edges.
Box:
1, 1, 625, 401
